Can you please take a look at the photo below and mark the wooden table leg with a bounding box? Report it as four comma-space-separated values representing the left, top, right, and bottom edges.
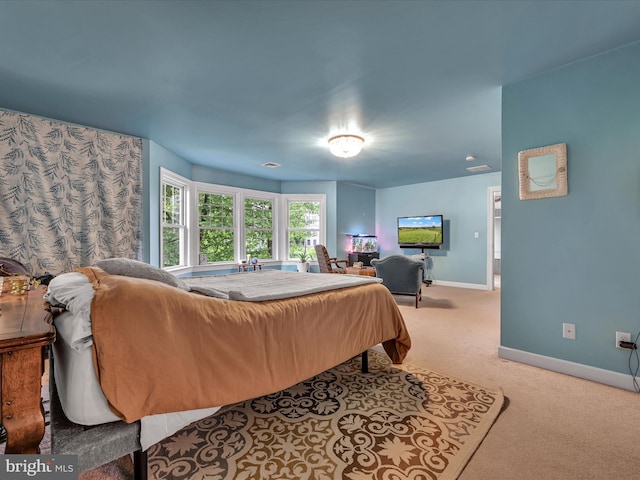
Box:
1, 348, 45, 454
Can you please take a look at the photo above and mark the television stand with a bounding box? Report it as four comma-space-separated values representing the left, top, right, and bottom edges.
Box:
417, 247, 435, 286
399, 245, 440, 251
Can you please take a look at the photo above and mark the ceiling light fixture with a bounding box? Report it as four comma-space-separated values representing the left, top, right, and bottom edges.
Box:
328, 134, 365, 158
465, 155, 476, 161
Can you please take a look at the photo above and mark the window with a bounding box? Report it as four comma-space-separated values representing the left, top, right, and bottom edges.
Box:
198, 191, 235, 262
160, 169, 326, 268
245, 197, 274, 260
286, 198, 323, 260
161, 171, 188, 268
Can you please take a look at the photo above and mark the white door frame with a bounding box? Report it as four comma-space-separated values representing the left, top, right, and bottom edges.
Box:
486, 186, 501, 290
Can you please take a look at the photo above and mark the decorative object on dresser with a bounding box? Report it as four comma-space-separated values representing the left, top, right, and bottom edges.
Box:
0, 285, 55, 453
371, 255, 425, 308
314, 244, 349, 273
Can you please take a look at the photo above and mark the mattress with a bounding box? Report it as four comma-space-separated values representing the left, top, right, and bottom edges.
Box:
52, 310, 121, 425
49, 274, 220, 450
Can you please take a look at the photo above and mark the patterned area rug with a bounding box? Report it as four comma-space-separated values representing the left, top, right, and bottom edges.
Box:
148, 350, 504, 480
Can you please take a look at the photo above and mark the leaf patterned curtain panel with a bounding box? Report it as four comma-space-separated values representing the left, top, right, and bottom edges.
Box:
0, 110, 143, 275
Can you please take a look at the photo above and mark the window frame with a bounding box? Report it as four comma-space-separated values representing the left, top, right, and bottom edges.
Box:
160, 170, 325, 269
160, 168, 190, 270
195, 183, 238, 266
194, 183, 280, 265
282, 194, 326, 261
243, 192, 278, 262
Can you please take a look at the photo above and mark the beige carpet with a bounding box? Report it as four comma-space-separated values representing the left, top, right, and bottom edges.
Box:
396, 285, 640, 480
146, 350, 503, 480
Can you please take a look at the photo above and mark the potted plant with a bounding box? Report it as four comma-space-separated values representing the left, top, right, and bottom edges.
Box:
296, 245, 313, 272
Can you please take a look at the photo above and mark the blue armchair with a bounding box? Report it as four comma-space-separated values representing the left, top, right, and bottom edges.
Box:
371, 255, 424, 308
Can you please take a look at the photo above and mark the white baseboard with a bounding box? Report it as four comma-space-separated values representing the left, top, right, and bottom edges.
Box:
432, 280, 489, 290
498, 346, 637, 392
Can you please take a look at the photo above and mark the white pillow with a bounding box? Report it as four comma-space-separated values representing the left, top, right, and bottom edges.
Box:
94, 258, 189, 290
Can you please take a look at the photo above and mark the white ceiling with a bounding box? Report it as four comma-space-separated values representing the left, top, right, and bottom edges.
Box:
1, 1, 640, 188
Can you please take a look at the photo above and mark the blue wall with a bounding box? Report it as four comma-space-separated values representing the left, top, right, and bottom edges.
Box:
501, 42, 640, 375
192, 165, 281, 193
375, 172, 500, 287
336, 183, 376, 260
147, 141, 193, 266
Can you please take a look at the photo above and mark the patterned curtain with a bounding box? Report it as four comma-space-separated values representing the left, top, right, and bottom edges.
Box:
0, 110, 143, 275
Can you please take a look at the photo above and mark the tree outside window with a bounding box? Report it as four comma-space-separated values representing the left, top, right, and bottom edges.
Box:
199, 192, 235, 262
245, 198, 273, 259
288, 201, 320, 260
162, 181, 185, 267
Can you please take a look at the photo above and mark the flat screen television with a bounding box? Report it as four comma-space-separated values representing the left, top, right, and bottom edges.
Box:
397, 214, 443, 248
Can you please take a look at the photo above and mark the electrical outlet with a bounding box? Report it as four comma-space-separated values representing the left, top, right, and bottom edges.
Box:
563, 323, 576, 340
616, 331, 631, 349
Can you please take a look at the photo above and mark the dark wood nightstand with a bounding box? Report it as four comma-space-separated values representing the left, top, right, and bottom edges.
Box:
0, 285, 55, 453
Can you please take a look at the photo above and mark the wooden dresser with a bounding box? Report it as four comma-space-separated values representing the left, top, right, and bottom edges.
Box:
0, 285, 55, 453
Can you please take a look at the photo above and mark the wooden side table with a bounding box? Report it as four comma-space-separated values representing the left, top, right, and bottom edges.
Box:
0, 285, 55, 453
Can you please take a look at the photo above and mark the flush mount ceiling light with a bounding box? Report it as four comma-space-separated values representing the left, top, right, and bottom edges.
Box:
328, 134, 365, 158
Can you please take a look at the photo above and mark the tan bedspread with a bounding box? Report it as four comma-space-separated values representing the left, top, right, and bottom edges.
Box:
79, 267, 411, 423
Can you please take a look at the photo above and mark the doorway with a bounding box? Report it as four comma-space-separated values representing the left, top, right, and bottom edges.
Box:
486, 186, 501, 290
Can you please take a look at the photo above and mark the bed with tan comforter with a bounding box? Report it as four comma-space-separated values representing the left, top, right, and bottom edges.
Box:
77, 267, 411, 424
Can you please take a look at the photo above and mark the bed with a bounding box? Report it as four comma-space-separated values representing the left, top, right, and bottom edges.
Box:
46, 261, 411, 474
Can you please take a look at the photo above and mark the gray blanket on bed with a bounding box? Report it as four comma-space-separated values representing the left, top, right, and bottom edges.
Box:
181, 270, 381, 301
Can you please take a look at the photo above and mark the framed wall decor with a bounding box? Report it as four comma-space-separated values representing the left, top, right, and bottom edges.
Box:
518, 143, 567, 200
